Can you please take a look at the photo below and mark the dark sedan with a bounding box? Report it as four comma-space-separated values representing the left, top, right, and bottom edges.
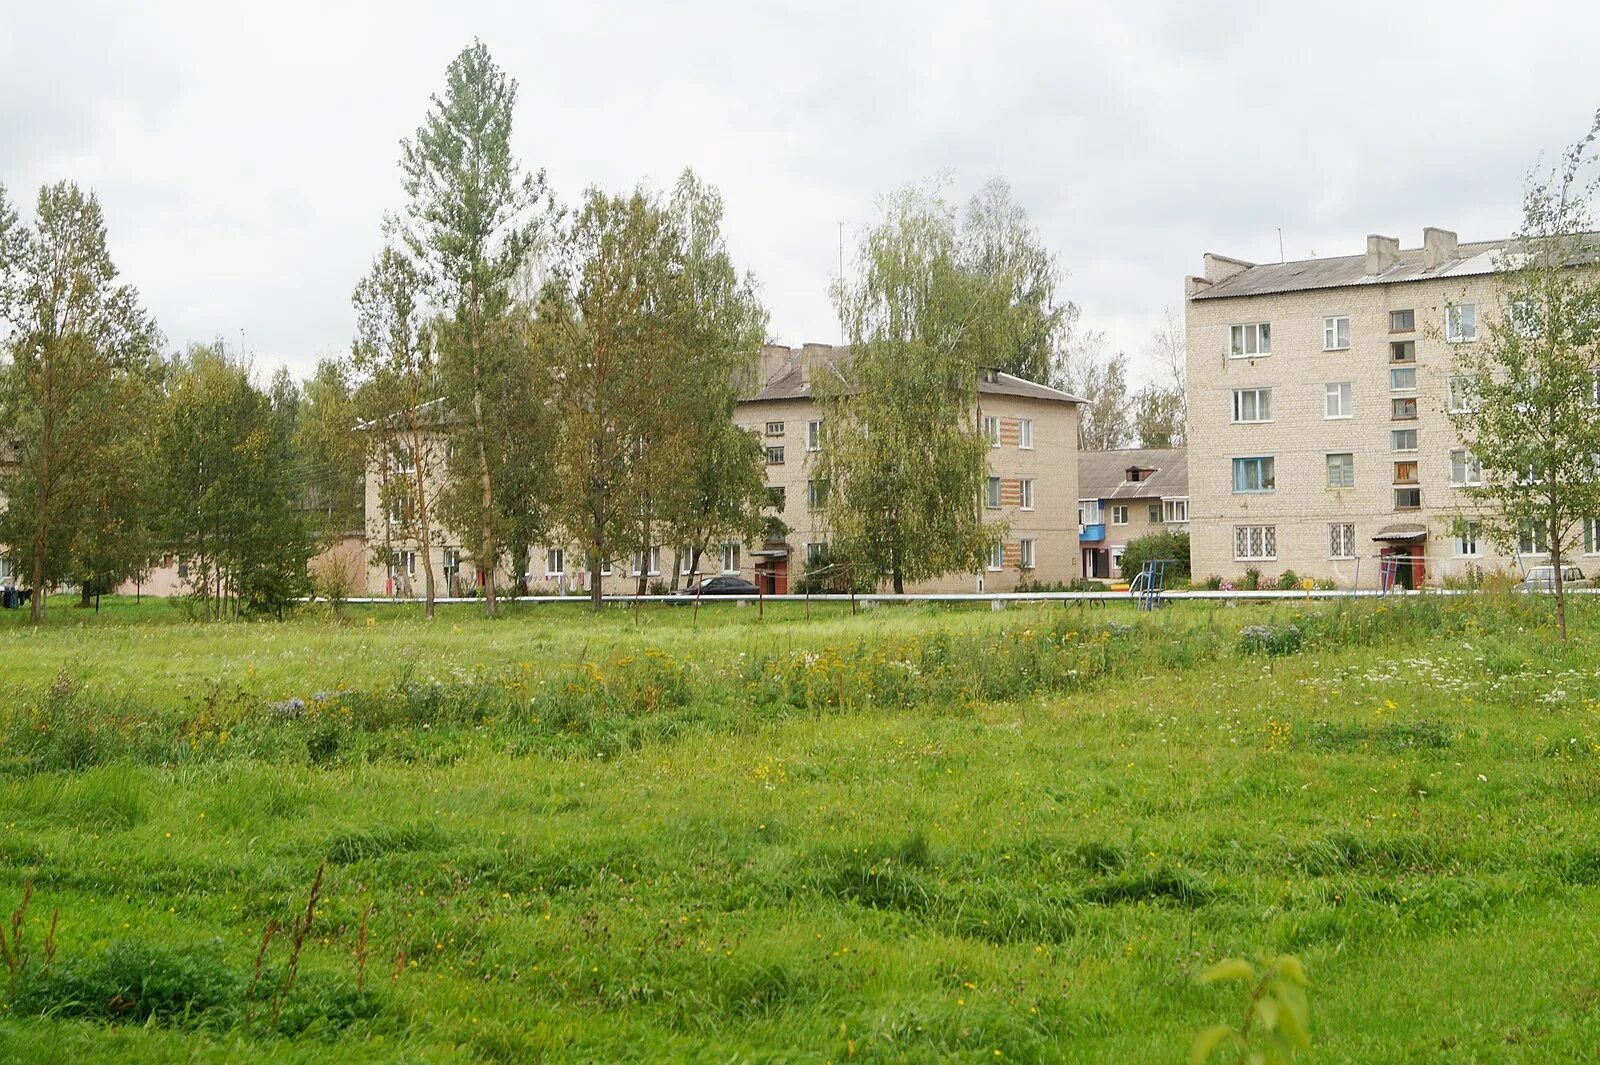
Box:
671, 575, 761, 602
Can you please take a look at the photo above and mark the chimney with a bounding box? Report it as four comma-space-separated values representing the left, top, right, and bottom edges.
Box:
800, 342, 837, 388
1422, 227, 1458, 270
1364, 234, 1399, 275
1202, 253, 1253, 283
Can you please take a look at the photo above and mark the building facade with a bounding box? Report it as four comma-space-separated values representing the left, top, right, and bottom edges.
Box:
362, 342, 1082, 596
1076, 449, 1188, 580
1185, 228, 1542, 587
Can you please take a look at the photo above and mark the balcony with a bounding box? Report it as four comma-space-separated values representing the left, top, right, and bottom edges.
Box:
1080, 523, 1106, 543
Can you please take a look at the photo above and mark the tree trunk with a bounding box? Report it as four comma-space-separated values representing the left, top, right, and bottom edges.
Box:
1551, 518, 1568, 642
80, 581, 92, 608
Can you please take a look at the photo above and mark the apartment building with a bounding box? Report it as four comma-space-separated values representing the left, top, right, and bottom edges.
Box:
1077, 448, 1188, 580
1185, 227, 1546, 587
362, 343, 1082, 596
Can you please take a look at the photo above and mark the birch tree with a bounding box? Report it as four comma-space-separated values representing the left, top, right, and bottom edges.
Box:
1450, 116, 1600, 640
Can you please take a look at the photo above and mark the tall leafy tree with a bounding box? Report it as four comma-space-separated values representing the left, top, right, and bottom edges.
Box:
398, 40, 555, 616
1450, 117, 1600, 640
1065, 329, 1132, 450
0, 182, 161, 623
819, 184, 998, 593
352, 248, 444, 618
1132, 308, 1186, 448
295, 358, 366, 537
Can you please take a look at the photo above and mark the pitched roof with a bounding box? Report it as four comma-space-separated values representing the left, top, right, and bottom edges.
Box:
1190, 233, 1600, 301
1077, 448, 1188, 500
742, 344, 1083, 405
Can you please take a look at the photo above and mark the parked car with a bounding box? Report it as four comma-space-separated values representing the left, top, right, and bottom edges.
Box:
1519, 565, 1594, 592
670, 575, 761, 603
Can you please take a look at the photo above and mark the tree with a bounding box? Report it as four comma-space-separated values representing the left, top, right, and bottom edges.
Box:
1450, 116, 1600, 641
819, 184, 999, 593
957, 179, 1079, 389
351, 247, 444, 618
295, 358, 366, 538
150, 345, 313, 618
1132, 307, 1186, 448
1065, 329, 1131, 450
398, 40, 555, 616
0, 182, 161, 623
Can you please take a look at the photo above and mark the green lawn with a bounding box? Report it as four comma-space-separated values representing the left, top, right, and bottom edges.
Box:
1, 594, 1599, 1061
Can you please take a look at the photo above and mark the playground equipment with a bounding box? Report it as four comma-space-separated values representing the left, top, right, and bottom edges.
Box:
1129, 559, 1173, 611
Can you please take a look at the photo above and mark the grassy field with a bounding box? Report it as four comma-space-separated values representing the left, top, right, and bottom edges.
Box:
1, 593, 1599, 1061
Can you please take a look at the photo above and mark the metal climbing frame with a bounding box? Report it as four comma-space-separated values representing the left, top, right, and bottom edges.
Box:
1130, 559, 1173, 610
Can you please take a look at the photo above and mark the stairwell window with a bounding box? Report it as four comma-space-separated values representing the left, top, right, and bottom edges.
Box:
764, 421, 784, 436
1446, 303, 1477, 342
1323, 315, 1350, 351
1326, 453, 1355, 489
1230, 322, 1271, 358
1232, 387, 1272, 423
987, 541, 1004, 572
766, 445, 785, 465
1450, 449, 1482, 487
1390, 340, 1416, 363
1390, 309, 1415, 333
1324, 382, 1353, 419
1329, 523, 1356, 559
1233, 525, 1277, 561
1391, 429, 1418, 452
1392, 397, 1419, 420
806, 419, 823, 451
1232, 456, 1275, 493
1390, 367, 1418, 391
986, 476, 1002, 508
1395, 487, 1422, 510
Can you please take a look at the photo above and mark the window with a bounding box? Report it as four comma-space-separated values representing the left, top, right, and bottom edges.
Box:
600, 554, 613, 576
1454, 521, 1482, 557
1111, 504, 1128, 524
805, 541, 827, 566
632, 546, 661, 576
1329, 523, 1356, 559
1018, 419, 1034, 449
387, 494, 414, 526
766, 445, 785, 465
1391, 429, 1418, 452
1110, 547, 1125, 572
1585, 518, 1600, 555
392, 445, 417, 475
0, 555, 9, 583
1324, 382, 1353, 418
1148, 503, 1163, 523
1230, 322, 1271, 358
765, 421, 784, 436
1450, 449, 1482, 487
1019, 538, 1036, 569
1390, 309, 1415, 333
1509, 298, 1539, 337
1446, 303, 1477, 342
766, 485, 786, 510
987, 541, 1004, 572
1392, 397, 1418, 420
807, 478, 829, 508
1326, 453, 1355, 489
1163, 498, 1189, 524
1232, 387, 1272, 423
1390, 340, 1415, 363
1519, 521, 1548, 556
1447, 375, 1479, 413
720, 543, 740, 574
986, 476, 1002, 509
806, 419, 823, 452
443, 548, 461, 577
983, 415, 1001, 447
1389, 367, 1417, 391
1017, 478, 1034, 511
679, 546, 701, 576
1323, 315, 1350, 351
1395, 487, 1422, 510
545, 548, 564, 577
1232, 456, 1276, 493
1079, 499, 1103, 526
1393, 461, 1419, 485
1233, 525, 1277, 561
388, 550, 417, 579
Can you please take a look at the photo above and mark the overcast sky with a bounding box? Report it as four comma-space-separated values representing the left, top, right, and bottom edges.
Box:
3, 1, 1598, 385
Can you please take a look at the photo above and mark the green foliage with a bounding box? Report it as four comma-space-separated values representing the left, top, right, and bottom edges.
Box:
1118, 529, 1191, 581
1193, 956, 1311, 1065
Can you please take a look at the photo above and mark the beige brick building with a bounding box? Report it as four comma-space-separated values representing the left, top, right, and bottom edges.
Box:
362, 343, 1082, 596
1076, 449, 1188, 580
1185, 228, 1549, 587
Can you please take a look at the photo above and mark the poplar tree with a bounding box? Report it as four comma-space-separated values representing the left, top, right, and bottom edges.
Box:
1450, 117, 1600, 641
0, 182, 161, 623
398, 40, 555, 616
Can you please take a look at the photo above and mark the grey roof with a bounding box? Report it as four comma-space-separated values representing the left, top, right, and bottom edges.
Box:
1077, 448, 1188, 501
742, 345, 1082, 405
1191, 233, 1600, 301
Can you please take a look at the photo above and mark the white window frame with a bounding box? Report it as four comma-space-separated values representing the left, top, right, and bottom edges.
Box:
987, 541, 1004, 572
1389, 367, 1418, 392
1323, 315, 1350, 351
1162, 497, 1189, 524
1110, 504, 1128, 525
1447, 375, 1479, 414
1020, 478, 1035, 512
1229, 322, 1271, 358
765, 420, 784, 436
1449, 449, 1482, 487
1584, 518, 1600, 556
1231, 387, 1272, 424
1519, 521, 1548, 556
1446, 302, 1477, 342
632, 546, 661, 577
986, 476, 1002, 509
720, 542, 740, 574
679, 546, 700, 576
766, 445, 785, 465
545, 547, 565, 578
1324, 381, 1353, 419
805, 541, 827, 567
1018, 418, 1034, 450
1454, 521, 1482, 558
1078, 499, 1103, 526
1233, 525, 1277, 562
1329, 522, 1356, 560
1019, 538, 1035, 569
1326, 452, 1355, 490
982, 415, 1001, 448
806, 419, 823, 452
1509, 298, 1539, 338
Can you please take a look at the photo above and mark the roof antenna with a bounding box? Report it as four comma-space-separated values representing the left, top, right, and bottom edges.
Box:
1278, 228, 1285, 264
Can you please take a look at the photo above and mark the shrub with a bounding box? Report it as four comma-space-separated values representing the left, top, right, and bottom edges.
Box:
1242, 567, 1263, 591
1118, 530, 1191, 582
1274, 569, 1300, 591
1238, 623, 1303, 656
